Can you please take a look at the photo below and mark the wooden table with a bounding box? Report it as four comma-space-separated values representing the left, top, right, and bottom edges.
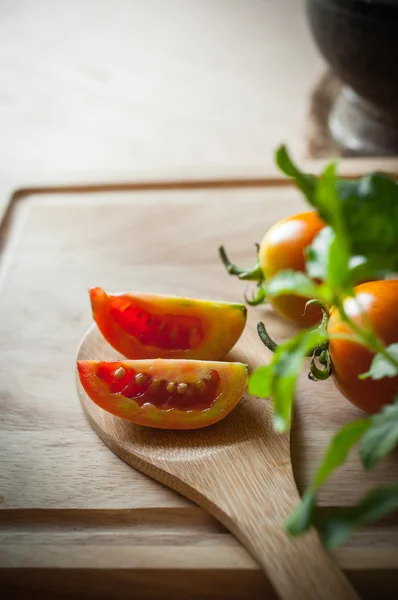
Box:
2, 2, 398, 598
1, 158, 398, 599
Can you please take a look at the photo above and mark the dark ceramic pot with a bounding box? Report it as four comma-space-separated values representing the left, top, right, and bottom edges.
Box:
306, 0, 398, 155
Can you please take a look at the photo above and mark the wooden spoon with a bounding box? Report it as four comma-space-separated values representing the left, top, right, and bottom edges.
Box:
76, 321, 359, 600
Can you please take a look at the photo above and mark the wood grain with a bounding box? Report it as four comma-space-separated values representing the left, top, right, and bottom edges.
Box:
78, 325, 358, 600
1, 175, 398, 599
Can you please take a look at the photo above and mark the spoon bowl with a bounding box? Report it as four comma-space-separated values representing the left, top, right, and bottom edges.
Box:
77, 321, 358, 600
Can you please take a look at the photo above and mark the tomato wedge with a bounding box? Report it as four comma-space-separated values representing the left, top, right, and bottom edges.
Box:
77, 359, 248, 429
90, 288, 247, 360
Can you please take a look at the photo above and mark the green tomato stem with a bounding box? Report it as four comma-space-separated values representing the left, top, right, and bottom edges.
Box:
218, 245, 263, 281
244, 284, 267, 306
309, 346, 332, 381
257, 321, 279, 353
304, 299, 330, 330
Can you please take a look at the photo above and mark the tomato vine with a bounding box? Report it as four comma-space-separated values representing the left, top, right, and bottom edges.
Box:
247, 147, 398, 547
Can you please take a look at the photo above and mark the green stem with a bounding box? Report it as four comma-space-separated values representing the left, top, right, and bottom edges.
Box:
218, 245, 246, 276
257, 322, 279, 353
304, 299, 330, 330
244, 284, 267, 306
309, 346, 332, 381
218, 245, 263, 281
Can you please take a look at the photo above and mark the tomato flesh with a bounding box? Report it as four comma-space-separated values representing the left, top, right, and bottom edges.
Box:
96, 361, 220, 411
328, 280, 398, 414
109, 296, 202, 350
90, 288, 247, 360
77, 359, 248, 429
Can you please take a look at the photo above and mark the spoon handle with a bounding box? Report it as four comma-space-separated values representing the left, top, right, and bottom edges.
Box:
196, 450, 359, 600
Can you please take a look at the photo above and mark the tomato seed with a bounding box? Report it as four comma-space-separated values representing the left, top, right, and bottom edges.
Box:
114, 367, 126, 379
104, 368, 221, 412
135, 373, 146, 385
150, 378, 161, 392
177, 383, 188, 394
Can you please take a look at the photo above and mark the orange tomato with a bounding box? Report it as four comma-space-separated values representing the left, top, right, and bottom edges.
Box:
259, 211, 325, 326
328, 280, 398, 414
77, 359, 248, 429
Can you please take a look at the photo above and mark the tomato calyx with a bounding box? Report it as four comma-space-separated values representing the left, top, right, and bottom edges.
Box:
218, 244, 263, 282
257, 299, 333, 381
309, 345, 332, 381
218, 245, 267, 307
244, 282, 267, 307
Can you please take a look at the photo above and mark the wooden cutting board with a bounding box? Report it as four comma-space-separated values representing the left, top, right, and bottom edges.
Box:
1, 164, 398, 600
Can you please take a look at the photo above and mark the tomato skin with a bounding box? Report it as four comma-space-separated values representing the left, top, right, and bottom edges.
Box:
258, 211, 325, 327
266, 293, 323, 329
77, 359, 248, 430
328, 280, 398, 414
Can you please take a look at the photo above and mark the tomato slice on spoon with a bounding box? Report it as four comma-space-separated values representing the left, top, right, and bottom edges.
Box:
77, 359, 248, 429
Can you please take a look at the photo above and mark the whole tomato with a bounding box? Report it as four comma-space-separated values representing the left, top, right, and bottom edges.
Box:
328, 280, 398, 414
220, 211, 325, 327
258, 211, 325, 327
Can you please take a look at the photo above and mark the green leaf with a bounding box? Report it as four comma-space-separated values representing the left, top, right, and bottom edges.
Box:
265, 270, 320, 300
285, 489, 316, 536
306, 225, 351, 294
313, 420, 370, 489
316, 164, 347, 237
347, 255, 389, 287
318, 172, 398, 271
337, 174, 398, 265
249, 328, 328, 432
277, 149, 398, 274
313, 166, 352, 292
360, 344, 398, 380
359, 399, 398, 470
304, 165, 353, 295
273, 328, 328, 432
306, 227, 334, 282
327, 233, 351, 291
247, 365, 273, 398
319, 482, 398, 549
306, 227, 370, 294
275, 145, 317, 204
305, 164, 398, 293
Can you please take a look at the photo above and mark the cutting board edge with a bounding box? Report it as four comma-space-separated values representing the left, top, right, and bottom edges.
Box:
2, 155, 398, 227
